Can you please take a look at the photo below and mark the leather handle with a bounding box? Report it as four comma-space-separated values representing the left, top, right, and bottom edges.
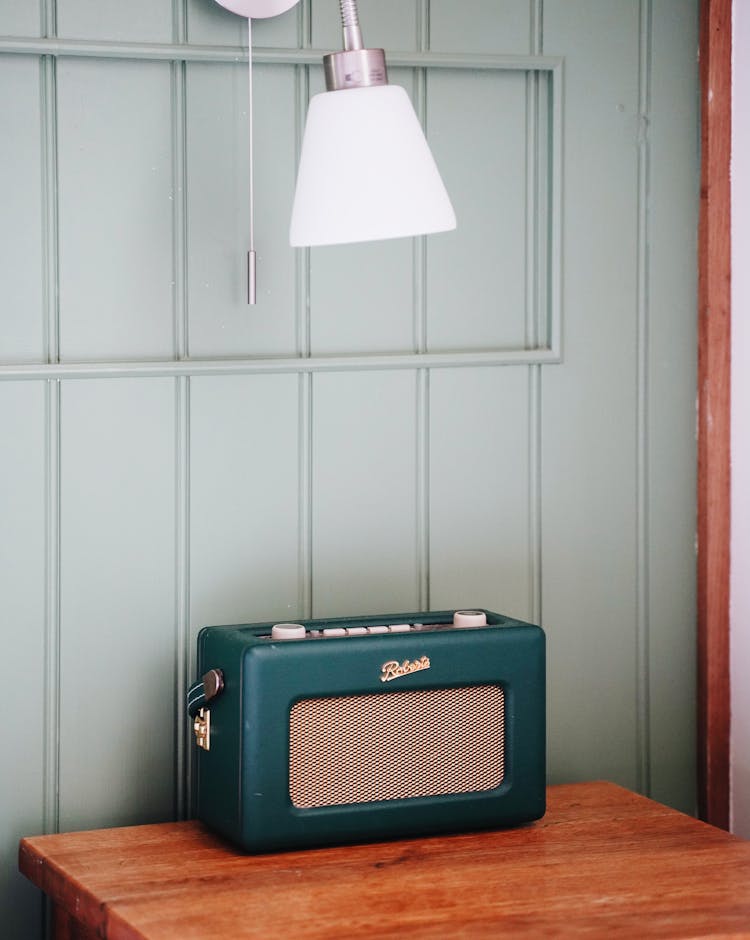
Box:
187, 668, 224, 717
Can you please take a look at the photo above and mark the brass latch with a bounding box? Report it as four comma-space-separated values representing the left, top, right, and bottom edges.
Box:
193, 707, 211, 751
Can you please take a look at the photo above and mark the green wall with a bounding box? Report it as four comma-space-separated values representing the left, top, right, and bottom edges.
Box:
0, 1, 698, 936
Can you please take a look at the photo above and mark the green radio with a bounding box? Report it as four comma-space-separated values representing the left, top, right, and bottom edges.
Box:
188, 609, 545, 852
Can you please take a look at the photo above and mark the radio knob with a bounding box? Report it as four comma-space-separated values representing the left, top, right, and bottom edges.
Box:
453, 610, 487, 628
271, 623, 307, 640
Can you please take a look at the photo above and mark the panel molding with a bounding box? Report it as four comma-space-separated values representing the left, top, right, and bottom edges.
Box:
0, 37, 561, 71
0, 348, 562, 383
3, 39, 563, 367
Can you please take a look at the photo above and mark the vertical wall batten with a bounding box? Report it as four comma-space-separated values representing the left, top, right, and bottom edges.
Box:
525, 13, 540, 351
298, 372, 313, 618
527, 0, 543, 625
549, 57, 563, 361
635, 0, 653, 797
416, 370, 431, 611
41, 11, 61, 936
416, 0, 430, 610
172, 0, 190, 820
41, 0, 59, 362
414, 0, 430, 357
297, 4, 313, 619
295, 67, 311, 361
172, 60, 188, 359
41, 54, 59, 364
175, 375, 191, 818
41, 0, 60, 847
42, 380, 61, 839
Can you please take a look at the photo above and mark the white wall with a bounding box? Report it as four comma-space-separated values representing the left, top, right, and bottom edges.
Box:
731, 0, 750, 838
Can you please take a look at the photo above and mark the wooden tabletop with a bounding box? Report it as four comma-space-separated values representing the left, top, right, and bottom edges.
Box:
19, 781, 750, 939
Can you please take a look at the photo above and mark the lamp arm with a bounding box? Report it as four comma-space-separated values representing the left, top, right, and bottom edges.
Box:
340, 0, 364, 51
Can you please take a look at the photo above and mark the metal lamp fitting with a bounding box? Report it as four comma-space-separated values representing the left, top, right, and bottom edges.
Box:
323, 0, 388, 91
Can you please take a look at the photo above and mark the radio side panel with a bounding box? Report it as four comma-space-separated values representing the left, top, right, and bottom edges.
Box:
195, 626, 246, 844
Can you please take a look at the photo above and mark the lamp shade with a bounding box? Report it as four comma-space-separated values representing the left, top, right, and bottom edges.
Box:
289, 84, 456, 247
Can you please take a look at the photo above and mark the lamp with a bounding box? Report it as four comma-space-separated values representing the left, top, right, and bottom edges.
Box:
289, 0, 456, 246
212, 0, 456, 297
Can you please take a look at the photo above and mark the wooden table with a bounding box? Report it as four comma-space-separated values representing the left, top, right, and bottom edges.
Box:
19, 781, 750, 938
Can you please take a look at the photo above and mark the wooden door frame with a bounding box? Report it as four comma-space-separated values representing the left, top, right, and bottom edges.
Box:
698, 0, 732, 829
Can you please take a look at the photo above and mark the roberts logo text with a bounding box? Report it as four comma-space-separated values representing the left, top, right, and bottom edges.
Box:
380, 656, 431, 682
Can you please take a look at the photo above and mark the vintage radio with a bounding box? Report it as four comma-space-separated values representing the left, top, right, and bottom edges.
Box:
188, 608, 545, 852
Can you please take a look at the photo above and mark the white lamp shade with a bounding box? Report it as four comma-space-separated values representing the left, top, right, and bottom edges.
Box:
289, 84, 456, 247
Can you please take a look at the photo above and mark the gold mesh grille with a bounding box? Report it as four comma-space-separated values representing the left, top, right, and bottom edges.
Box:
289, 685, 504, 809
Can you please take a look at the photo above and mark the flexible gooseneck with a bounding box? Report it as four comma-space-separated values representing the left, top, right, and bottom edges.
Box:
339, 0, 363, 50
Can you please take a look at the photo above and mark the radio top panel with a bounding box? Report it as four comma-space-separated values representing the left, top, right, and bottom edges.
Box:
268, 609, 490, 641
189, 609, 533, 717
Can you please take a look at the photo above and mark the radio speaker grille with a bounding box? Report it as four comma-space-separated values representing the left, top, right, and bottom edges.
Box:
289, 684, 504, 809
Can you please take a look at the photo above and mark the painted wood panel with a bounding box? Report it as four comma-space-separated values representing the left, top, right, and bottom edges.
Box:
186, 64, 298, 356
57, 60, 174, 361
426, 70, 530, 352
187, 0, 247, 47
541, 0, 643, 794
309, 238, 416, 355
429, 367, 532, 620
189, 373, 301, 633
0, 382, 47, 940
57, 0, 172, 42
312, 371, 419, 617
58, 379, 176, 832
0, 3, 41, 37
0, 55, 44, 362
429, 0, 533, 54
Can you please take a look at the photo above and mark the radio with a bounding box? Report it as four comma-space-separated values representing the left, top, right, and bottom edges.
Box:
188, 609, 545, 852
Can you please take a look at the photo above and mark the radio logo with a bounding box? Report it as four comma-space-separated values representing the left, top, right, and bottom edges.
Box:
380, 656, 431, 682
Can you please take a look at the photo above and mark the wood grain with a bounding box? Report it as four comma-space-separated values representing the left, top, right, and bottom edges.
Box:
19, 783, 750, 939
697, 0, 732, 830
52, 903, 98, 940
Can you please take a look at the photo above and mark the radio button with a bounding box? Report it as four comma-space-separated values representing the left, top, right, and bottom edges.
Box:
453, 610, 488, 628
388, 624, 412, 633
366, 625, 389, 634
322, 628, 347, 637
345, 627, 368, 636
271, 623, 307, 640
